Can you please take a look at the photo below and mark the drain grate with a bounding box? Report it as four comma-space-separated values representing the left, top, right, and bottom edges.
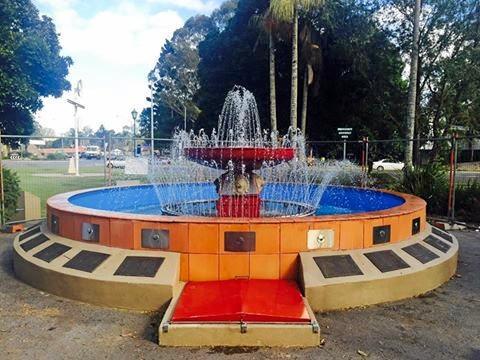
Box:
402, 243, 439, 264
314, 255, 363, 278
34, 243, 71, 263
114, 256, 164, 277
63, 250, 110, 273
364, 250, 410, 273
424, 235, 451, 253
20, 234, 49, 252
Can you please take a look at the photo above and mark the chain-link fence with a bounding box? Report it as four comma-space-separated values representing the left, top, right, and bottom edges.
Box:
1, 133, 479, 225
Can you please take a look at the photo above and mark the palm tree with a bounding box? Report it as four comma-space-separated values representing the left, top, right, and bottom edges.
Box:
270, 0, 325, 130
405, 0, 422, 168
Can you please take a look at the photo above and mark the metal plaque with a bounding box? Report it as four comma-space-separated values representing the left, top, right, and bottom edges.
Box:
314, 255, 363, 278
432, 227, 453, 243
19, 226, 41, 241
364, 250, 409, 273
373, 225, 391, 245
424, 235, 451, 253
114, 256, 164, 277
402, 243, 439, 264
20, 234, 49, 252
34, 243, 71, 263
412, 217, 421, 235
141, 229, 169, 249
82, 223, 100, 242
224, 232, 256, 252
51, 214, 59, 234
63, 250, 110, 273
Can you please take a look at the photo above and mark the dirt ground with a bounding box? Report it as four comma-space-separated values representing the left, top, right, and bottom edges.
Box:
0, 230, 479, 360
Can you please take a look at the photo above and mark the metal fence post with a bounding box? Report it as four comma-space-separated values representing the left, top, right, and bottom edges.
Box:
0, 131, 5, 226
108, 134, 112, 186
103, 135, 107, 186
447, 133, 458, 223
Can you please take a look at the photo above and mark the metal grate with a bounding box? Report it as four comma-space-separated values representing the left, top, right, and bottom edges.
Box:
19, 226, 41, 241
114, 256, 164, 277
20, 234, 49, 252
364, 250, 410, 273
402, 243, 439, 264
424, 235, 451, 253
33, 243, 71, 263
63, 250, 110, 273
314, 255, 363, 278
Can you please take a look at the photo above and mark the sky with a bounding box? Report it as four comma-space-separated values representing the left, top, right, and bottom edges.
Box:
33, 0, 223, 135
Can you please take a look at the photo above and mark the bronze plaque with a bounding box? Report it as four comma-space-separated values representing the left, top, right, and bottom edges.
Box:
224, 231, 256, 252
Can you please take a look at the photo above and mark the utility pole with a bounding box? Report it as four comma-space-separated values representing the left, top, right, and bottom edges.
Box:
405, 0, 421, 169
150, 84, 155, 164
67, 80, 85, 176
184, 104, 187, 131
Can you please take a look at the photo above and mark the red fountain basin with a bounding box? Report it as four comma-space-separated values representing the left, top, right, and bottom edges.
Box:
184, 147, 295, 170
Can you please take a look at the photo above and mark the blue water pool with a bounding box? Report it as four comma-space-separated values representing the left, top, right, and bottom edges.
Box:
68, 183, 405, 217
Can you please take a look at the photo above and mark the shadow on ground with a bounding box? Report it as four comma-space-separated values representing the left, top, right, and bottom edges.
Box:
0, 230, 479, 359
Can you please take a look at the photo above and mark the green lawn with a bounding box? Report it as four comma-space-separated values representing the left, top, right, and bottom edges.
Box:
12, 166, 106, 216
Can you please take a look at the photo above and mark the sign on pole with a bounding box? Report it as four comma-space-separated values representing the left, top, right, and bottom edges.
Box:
337, 127, 352, 160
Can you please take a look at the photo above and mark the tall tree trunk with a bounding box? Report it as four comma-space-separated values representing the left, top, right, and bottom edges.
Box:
301, 67, 308, 135
290, 4, 299, 129
269, 30, 277, 133
404, 0, 421, 169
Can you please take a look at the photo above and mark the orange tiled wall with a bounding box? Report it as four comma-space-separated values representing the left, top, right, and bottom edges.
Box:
46, 205, 427, 282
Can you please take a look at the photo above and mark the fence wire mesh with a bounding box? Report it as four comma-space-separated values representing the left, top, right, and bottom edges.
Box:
1, 133, 479, 225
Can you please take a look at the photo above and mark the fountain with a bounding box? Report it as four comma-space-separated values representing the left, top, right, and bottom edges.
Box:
12, 86, 458, 347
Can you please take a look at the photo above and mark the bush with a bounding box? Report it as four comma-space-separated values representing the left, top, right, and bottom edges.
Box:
46, 152, 66, 160
455, 181, 480, 224
2, 168, 21, 222
394, 163, 449, 216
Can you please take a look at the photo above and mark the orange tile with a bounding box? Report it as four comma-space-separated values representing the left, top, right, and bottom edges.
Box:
219, 224, 250, 253
189, 254, 218, 281
250, 254, 280, 279
280, 254, 299, 280
249, 224, 280, 254
132, 221, 188, 252
180, 253, 189, 281
311, 221, 340, 250
89, 216, 111, 246
189, 223, 219, 254
339, 220, 364, 250
219, 254, 249, 280
383, 216, 400, 243
59, 211, 76, 240
110, 219, 134, 249
363, 218, 384, 248
280, 222, 310, 253
397, 213, 412, 241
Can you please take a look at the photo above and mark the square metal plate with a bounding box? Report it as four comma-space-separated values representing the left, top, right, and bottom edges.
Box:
373, 225, 391, 245
33, 243, 71, 263
114, 256, 164, 277
314, 255, 363, 278
224, 232, 256, 252
51, 214, 59, 234
141, 229, 169, 249
412, 217, 421, 235
81, 223, 100, 242
19, 226, 41, 241
364, 250, 410, 273
402, 243, 439, 264
63, 250, 110, 273
20, 234, 49, 252
424, 235, 451, 253
432, 227, 453, 243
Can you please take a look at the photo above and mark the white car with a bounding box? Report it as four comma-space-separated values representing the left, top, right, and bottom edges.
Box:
373, 159, 404, 171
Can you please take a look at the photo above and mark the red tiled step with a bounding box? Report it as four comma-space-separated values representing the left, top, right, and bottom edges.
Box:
171, 279, 310, 323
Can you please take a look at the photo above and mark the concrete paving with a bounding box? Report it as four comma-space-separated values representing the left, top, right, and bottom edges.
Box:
0, 229, 479, 359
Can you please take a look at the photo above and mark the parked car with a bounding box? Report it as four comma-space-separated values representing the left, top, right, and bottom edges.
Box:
81, 145, 102, 160
373, 159, 404, 171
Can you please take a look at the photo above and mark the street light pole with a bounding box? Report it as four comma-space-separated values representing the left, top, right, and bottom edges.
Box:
67, 80, 85, 176
150, 84, 155, 164
131, 108, 138, 157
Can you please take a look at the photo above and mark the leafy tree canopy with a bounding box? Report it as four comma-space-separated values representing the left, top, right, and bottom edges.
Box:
0, 0, 72, 138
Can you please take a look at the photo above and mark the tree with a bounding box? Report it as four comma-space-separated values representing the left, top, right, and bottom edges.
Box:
0, 0, 72, 140
404, 0, 421, 168
269, 0, 325, 130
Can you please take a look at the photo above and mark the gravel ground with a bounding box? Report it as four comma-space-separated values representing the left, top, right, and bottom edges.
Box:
0, 230, 479, 360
